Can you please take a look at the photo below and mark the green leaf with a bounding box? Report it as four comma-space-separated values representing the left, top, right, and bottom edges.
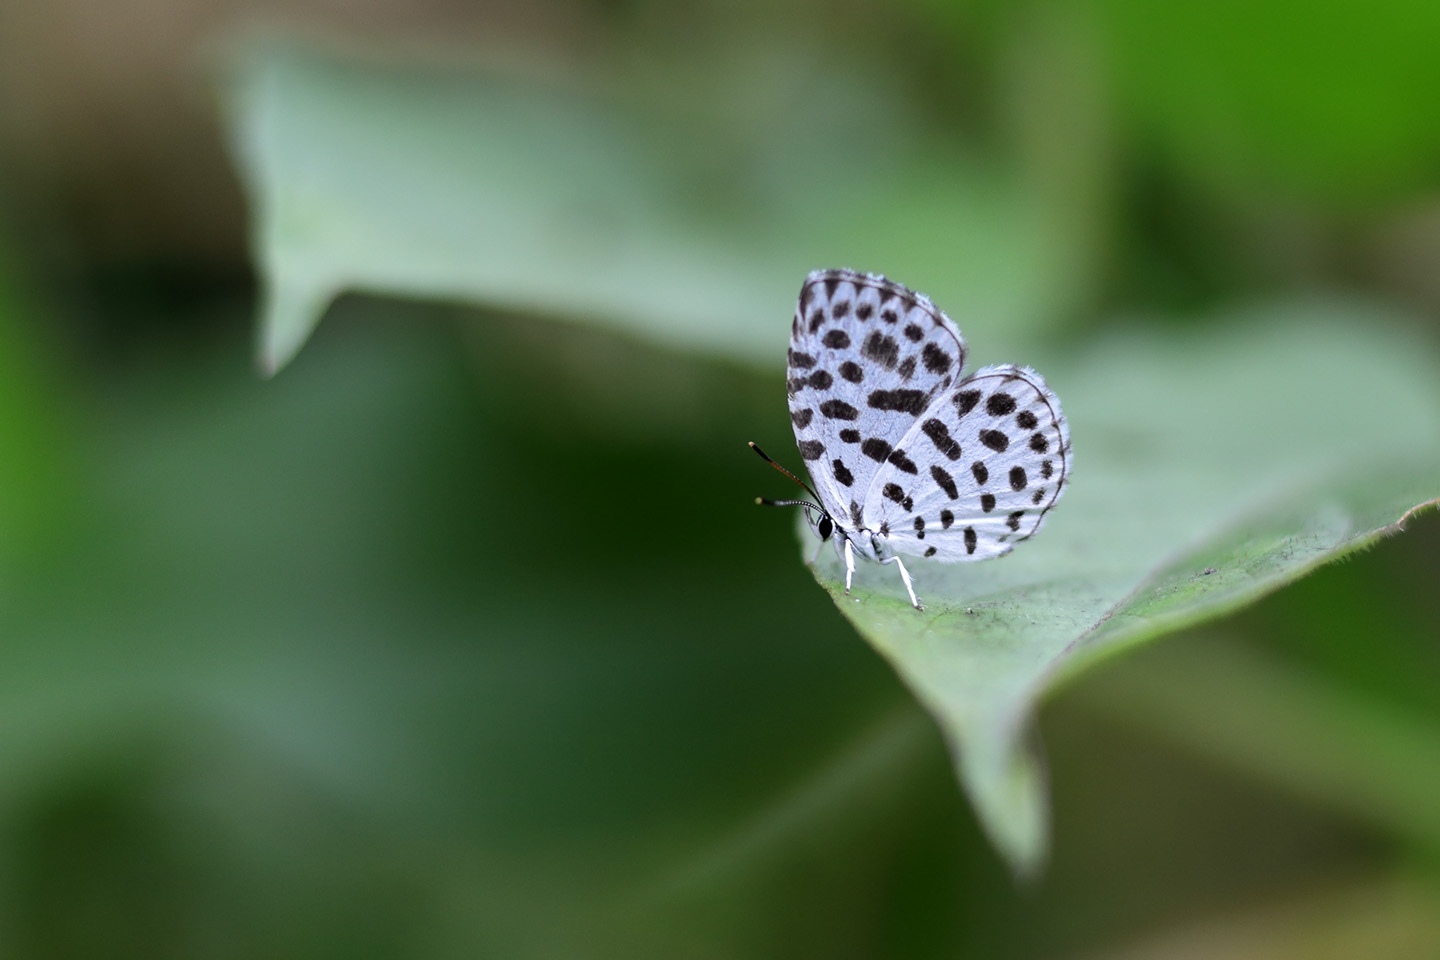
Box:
222, 42, 1071, 374
0, 245, 79, 574
1072, 635, 1440, 856
1098, 0, 1440, 202
804, 304, 1440, 876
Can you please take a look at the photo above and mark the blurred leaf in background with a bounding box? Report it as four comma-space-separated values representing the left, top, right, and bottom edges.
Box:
225, 40, 1077, 374
1098, 0, 1440, 204
0, 251, 76, 580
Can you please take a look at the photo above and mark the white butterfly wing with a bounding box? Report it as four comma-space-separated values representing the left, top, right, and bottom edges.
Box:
786, 268, 968, 530
863, 364, 1071, 561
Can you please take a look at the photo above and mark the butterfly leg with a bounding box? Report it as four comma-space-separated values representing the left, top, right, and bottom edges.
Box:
843, 537, 856, 595
880, 554, 923, 611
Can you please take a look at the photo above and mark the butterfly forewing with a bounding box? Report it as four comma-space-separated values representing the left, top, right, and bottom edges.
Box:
787, 268, 968, 525
863, 364, 1070, 561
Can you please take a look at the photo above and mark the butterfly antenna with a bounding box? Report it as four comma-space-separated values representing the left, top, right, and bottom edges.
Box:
749, 441, 824, 506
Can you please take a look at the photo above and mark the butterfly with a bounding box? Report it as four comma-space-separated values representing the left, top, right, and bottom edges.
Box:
752, 268, 1071, 610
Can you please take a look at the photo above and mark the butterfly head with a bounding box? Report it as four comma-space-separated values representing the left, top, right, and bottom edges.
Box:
791, 501, 834, 543
749, 441, 837, 543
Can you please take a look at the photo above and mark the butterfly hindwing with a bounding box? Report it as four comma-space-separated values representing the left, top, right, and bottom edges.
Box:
863, 364, 1070, 561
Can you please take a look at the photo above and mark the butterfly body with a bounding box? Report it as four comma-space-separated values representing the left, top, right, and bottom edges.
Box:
764, 268, 1071, 609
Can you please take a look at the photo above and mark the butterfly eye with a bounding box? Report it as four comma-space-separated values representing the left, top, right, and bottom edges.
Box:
817, 516, 834, 540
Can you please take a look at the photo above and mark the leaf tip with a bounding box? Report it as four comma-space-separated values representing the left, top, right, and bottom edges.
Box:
956, 726, 1052, 881
254, 278, 337, 377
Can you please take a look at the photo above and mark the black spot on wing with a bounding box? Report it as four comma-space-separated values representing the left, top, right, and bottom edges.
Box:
921, 419, 961, 460
1006, 510, 1025, 531
809, 370, 833, 390
897, 356, 916, 379
819, 399, 859, 420
809, 310, 825, 333
940, 508, 954, 529
788, 350, 816, 369
839, 428, 860, 443
822, 329, 851, 349
921, 343, 951, 373
930, 464, 958, 500
790, 408, 813, 429
882, 483, 906, 505
955, 390, 981, 417
831, 300, 850, 319
839, 361, 864, 383
986, 393, 1016, 416
924, 546, 937, 557
913, 516, 925, 539
880, 308, 899, 324
1031, 487, 1045, 505
980, 429, 1009, 452
1040, 460, 1054, 480
823, 276, 841, 299
1030, 432, 1049, 453
971, 461, 989, 485
1016, 410, 1038, 429
801, 282, 816, 313
861, 332, 900, 369
903, 323, 924, 342
964, 527, 977, 555
1009, 466, 1027, 490
832, 459, 854, 486
861, 437, 893, 462
868, 389, 927, 415
887, 448, 918, 474
980, 493, 996, 513
855, 302, 873, 321
798, 440, 824, 460
850, 500, 864, 527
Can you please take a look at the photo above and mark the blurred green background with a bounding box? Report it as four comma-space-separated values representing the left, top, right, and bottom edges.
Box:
1, 0, 1440, 957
